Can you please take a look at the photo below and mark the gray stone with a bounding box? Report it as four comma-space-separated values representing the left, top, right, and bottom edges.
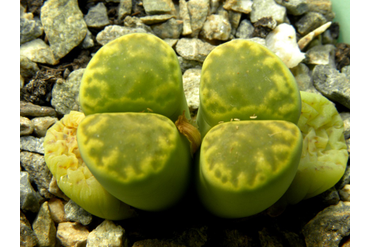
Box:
177, 56, 203, 73
48, 176, 70, 201
86, 220, 126, 247
235, 19, 254, 39
20, 75, 25, 89
20, 171, 43, 213
20, 116, 34, 136
31, 116, 58, 137
209, 0, 221, 14
339, 184, 350, 201
201, 11, 232, 41
250, 0, 286, 24
32, 201, 57, 247
223, 0, 253, 14
183, 69, 201, 111
164, 38, 178, 48
57, 222, 89, 247
340, 112, 350, 139
307, 0, 334, 20
51, 68, 85, 115
295, 12, 327, 36
20, 39, 58, 65
96, 25, 148, 45
302, 201, 350, 247
140, 14, 175, 25
188, 0, 210, 37
124, 16, 153, 32
175, 38, 215, 62
20, 55, 40, 79
152, 18, 183, 39
84, 2, 110, 28
118, 0, 132, 19
65, 200, 93, 226
312, 65, 350, 108
41, 0, 88, 60
179, 0, 192, 35
318, 187, 340, 206
228, 10, 242, 36
275, 0, 308, 16
142, 0, 174, 15
20, 101, 57, 117
20, 16, 44, 44
20, 211, 38, 247
305, 44, 336, 66
81, 30, 95, 49
290, 63, 320, 94
48, 198, 67, 224
20, 151, 53, 198
342, 65, 350, 79
20, 137, 45, 154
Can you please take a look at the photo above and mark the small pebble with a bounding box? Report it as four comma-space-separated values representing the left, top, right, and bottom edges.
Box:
179, 0, 192, 36
20, 116, 34, 136
84, 2, 110, 28
142, 0, 174, 15
295, 12, 327, 36
20, 15, 44, 45
118, 0, 132, 19
20, 136, 45, 154
32, 201, 57, 247
302, 201, 350, 247
86, 220, 126, 247
31, 116, 58, 137
57, 222, 89, 247
265, 23, 305, 68
201, 11, 232, 41
96, 25, 148, 46
250, 0, 286, 24
235, 19, 254, 39
20, 211, 38, 247
339, 184, 350, 201
182, 68, 201, 111
20, 101, 57, 117
20, 39, 58, 65
340, 112, 350, 139
305, 44, 336, 67
65, 200, 93, 226
20, 171, 43, 213
48, 198, 67, 224
175, 38, 215, 62
312, 64, 350, 108
40, 0, 87, 60
187, 0, 210, 37
140, 14, 175, 25
151, 18, 183, 39
223, 0, 253, 14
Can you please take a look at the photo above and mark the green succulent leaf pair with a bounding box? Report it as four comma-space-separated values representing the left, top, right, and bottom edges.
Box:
195, 40, 348, 218
195, 39, 303, 218
44, 33, 195, 218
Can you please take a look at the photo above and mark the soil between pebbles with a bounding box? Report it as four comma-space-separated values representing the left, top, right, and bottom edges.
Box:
20, 0, 350, 246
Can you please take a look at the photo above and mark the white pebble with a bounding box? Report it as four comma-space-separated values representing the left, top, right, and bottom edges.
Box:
265, 23, 305, 68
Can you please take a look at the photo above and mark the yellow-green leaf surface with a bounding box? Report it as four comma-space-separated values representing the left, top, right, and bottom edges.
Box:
43, 111, 136, 220
196, 39, 301, 137
197, 120, 302, 218
281, 91, 348, 204
79, 33, 190, 122
77, 112, 192, 211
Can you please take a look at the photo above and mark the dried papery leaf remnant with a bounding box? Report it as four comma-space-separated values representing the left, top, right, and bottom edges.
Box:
175, 111, 201, 155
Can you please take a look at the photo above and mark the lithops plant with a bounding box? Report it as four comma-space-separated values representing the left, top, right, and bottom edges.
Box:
196, 39, 301, 137
77, 112, 193, 211
278, 91, 349, 205
44, 111, 136, 220
196, 120, 302, 218
79, 33, 190, 122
